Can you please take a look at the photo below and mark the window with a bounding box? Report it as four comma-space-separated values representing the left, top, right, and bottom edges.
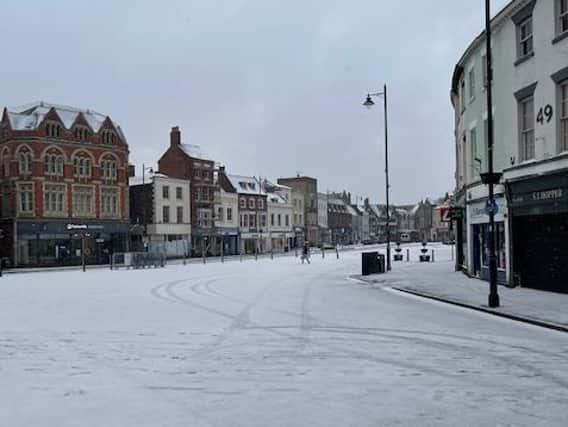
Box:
481, 55, 488, 89
18, 183, 34, 214
278, 214, 282, 226
227, 207, 233, 221
1, 150, 9, 177
248, 198, 255, 209
240, 198, 246, 208
176, 187, 183, 200
483, 119, 489, 172
162, 206, 170, 223
260, 214, 266, 228
73, 186, 93, 217
517, 17, 533, 59
299, 214, 303, 223
468, 68, 475, 101
519, 96, 535, 161
74, 127, 90, 142
18, 150, 33, 174
241, 214, 247, 227
101, 187, 119, 217
177, 206, 184, 224
258, 198, 264, 209
197, 209, 212, 228
217, 207, 224, 221
162, 185, 169, 199
470, 128, 479, 179
101, 130, 116, 144
73, 156, 92, 177
271, 213, 275, 226
560, 81, 568, 152
45, 153, 64, 176
558, 0, 568, 36
249, 214, 255, 227
44, 184, 65, 215
285, 215, 289, 227
101, 159, 117, 180
460, 80, 466, 112
46, 122, 61, 138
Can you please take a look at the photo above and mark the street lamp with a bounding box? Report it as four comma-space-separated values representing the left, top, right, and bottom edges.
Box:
363, 84, 391, 272
481, 0, 501, 308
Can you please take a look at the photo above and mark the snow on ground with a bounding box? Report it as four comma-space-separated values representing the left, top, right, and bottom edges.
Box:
1, 246, 567, 426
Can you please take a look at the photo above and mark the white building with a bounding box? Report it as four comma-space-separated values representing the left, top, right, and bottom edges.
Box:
265, 181, 295, 252
215, 167, 240, 255
129, 173, 191, 258
452, 0, 568, 292
317, 193, 330, 245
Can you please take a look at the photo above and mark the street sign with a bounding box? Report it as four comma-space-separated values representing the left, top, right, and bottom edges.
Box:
485, 199, 499, 216
440, 207, 451, 223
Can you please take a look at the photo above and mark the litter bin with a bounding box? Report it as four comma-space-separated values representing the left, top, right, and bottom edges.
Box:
377, 253, 386, 273
362, 252, 380, 276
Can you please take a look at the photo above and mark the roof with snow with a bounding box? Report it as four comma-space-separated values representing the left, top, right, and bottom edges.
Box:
227, 174, 266, 196
5, 101, 127, 142
180, 144, 211, 160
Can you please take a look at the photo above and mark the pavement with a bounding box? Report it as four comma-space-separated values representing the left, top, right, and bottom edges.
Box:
358, 259, 568, 332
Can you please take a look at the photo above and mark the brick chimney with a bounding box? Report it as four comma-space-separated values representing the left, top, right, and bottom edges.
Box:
170, 126, 181, 147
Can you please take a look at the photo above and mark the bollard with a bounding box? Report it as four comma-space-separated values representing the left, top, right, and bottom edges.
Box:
0, 259, 3, 277
406, 249, 410, 262
270, 250, 274, 260
295, 246, 298, 258
322, 247, 325, 258
451, 244, 455, 261
431, 249, 435, 263
240, 251, 243, 262
336, 245, 339, 259
255, 248, 258, 261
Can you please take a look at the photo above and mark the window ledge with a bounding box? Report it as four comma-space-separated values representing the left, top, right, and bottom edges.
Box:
514, 52, 535, 67
553, 31, 568, 45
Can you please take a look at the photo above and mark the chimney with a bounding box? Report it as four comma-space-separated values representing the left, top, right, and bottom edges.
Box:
170, 126, 181, 147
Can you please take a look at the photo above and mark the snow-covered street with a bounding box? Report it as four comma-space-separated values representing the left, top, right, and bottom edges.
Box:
1, 248, 568, 427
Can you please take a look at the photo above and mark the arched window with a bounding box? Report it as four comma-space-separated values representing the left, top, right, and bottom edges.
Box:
44, 150, 64, 176
17, 148, 33, 174
73, 153, 92, 177
101, 158, 118, 180
101, 130, 116, 144
74, 126, 90, 142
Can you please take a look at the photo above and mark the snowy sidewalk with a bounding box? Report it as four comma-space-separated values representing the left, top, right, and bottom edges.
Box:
363, 260, 568, 332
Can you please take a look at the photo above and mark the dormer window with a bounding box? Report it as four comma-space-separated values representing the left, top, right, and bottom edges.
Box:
46, 122, 61, 138
101, 130, 116, 144
74, 126, 90, 142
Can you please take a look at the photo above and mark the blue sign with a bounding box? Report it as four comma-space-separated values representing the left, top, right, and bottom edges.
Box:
485, 199, 499, 216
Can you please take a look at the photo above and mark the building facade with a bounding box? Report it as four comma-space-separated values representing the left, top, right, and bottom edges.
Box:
215, 167, 239, 256
157, 127, 217, 256
277, 176, 318, 245
317, 192, 330, 245
0, 102, 130, 267
327, 197, 352, 245
264, 181, 295, 252
129, 173, 191, 258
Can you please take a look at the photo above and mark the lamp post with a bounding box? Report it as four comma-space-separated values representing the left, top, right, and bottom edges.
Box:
363, 84, 391, 271
480, 0, 501, 308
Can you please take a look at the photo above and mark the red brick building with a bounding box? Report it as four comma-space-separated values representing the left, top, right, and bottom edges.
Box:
158, 127, 217, 256
0, 102, 131, 267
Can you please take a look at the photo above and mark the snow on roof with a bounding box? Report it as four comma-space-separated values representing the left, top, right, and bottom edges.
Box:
6, 101, 127, 142
227, 174, 266, 195
180, 144, 210, 160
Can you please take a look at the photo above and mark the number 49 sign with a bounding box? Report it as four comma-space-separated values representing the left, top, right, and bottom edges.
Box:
537, 105, 553, 125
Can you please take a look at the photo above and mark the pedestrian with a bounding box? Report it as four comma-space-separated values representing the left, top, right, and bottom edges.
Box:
301, 242, 311, 264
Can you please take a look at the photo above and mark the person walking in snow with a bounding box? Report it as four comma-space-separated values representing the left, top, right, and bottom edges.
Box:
301, 242, 311, 264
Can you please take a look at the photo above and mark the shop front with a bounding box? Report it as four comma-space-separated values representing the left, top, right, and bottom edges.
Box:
240, 232, 268, 254
507, 171, 568, 293
268, 232, 295, 253
14, 220, 131, 267
217, 228, 239, 256
467, 196, 508, 284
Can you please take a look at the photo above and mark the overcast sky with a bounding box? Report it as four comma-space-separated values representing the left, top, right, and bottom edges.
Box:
0, 0, 509, 204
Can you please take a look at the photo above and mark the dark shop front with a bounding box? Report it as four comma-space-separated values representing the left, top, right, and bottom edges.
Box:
14, 220, 130, 268
507, 171, 568, 293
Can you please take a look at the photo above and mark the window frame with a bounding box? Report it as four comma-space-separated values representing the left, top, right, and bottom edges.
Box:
44, 183, 66, 216
518, 95, 535, 162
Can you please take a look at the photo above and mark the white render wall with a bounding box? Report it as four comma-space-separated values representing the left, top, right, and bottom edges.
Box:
151, 175, 191, 236
501, 0, 568, 179
215, 188, 238, 229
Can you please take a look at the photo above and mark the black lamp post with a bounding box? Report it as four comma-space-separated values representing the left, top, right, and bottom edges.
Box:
363, 84, 391, 271
481, 0, 501, 308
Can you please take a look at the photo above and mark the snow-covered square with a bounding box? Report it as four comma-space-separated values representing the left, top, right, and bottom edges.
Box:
1, 247, 567, 427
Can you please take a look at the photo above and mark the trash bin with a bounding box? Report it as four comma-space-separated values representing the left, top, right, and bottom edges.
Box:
377, 253, 386, 273
362, 252, 380, 276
